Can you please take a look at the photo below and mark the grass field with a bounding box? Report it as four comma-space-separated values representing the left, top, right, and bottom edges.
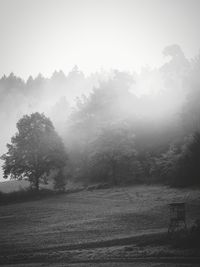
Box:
0, 185, 200, 266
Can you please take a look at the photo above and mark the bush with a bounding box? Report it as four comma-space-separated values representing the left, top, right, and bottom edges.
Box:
153, 133, 200, 187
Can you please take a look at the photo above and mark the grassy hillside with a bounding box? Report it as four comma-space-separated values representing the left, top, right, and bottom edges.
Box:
0, 185, 200, 265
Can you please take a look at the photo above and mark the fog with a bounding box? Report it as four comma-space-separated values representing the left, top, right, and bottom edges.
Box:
0, 44, 199, 182
0, 0, 200, 185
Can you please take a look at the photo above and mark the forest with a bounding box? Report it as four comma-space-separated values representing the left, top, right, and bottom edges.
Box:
1, 44, 200, 188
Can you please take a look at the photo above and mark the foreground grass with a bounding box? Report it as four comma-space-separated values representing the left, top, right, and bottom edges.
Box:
0, 185, 200, 265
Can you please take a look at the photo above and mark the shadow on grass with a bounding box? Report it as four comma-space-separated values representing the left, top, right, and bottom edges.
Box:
0, 188, 65, 205
0, 185, 86, 206
136, 228, 200, 249
170, 230, 200, 249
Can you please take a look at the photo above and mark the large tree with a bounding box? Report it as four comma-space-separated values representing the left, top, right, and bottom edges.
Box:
1, 112, 67, 190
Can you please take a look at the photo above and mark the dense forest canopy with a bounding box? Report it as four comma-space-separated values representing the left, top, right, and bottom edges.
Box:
1, 45, 200, 187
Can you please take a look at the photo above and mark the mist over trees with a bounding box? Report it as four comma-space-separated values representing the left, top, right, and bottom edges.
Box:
1, 45, 200, 187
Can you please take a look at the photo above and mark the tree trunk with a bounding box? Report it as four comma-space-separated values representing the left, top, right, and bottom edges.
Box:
34, 177, 39, 191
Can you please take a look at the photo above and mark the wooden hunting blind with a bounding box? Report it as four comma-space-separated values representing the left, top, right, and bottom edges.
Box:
168, 202, 187, 233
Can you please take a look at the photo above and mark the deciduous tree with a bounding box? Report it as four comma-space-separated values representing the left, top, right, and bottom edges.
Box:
1, 112, 67, 190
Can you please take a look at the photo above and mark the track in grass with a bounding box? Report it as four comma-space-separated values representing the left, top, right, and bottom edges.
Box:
0, 185, 200, 264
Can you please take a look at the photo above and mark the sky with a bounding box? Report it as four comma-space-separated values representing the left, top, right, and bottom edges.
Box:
0, 0, 200, 79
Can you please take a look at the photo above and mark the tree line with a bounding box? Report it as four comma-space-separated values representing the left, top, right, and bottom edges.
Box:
1, 45, 200, 190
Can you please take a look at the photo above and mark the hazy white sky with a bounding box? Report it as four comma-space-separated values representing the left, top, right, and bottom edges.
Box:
0, 0, 200, 79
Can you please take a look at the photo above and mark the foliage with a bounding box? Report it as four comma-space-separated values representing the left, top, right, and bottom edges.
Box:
152, 144, 181, 184
2, 46, 200, 188
53, 168, 67, 191
1, 113, 67, 190
89, 124, 137, 185
153, 132, 200, 186
178, 132, 200, 186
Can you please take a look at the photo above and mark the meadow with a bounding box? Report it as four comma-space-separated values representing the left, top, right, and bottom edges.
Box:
0, 184, 200, 266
